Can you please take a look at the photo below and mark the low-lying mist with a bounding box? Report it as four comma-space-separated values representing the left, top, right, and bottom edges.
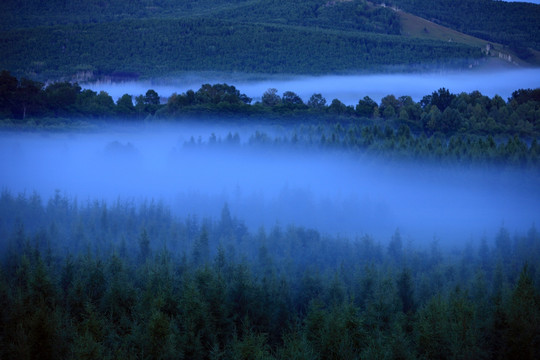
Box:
83, 68, 540, 105
1, 124, 538, 247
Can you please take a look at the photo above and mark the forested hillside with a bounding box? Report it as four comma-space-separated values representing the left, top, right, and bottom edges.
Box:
211, 0, 401, 35
0, 17, 480, 80
0, 0, 250, 30
1, 190, 539, 359
2, 2, 539, 358
0, 0, 507, 79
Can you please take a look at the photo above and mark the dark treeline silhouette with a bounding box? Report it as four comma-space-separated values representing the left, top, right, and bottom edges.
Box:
182, 124, 540, 168
2, 70, 539, 168
0, 70, 160, 121
1, 70, 539, 139
1, 190, 539, 359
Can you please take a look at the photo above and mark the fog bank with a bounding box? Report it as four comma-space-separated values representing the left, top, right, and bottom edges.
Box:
1, 125, 539, 246
82, 68, 540, 105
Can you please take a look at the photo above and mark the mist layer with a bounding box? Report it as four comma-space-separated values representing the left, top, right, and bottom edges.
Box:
83, 68, 540, 105
1, 125, 538, 246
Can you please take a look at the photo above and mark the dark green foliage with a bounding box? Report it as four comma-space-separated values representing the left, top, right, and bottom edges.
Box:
397, 268, 415, 314
217, 0, 401, 35
356, 96, 378, 118
0, 71, 167, 120
2, 71, 539, 157
45, 82, 81, 114
138, 228, 151, 263
0, 16, 481, 79
307, 93, 327, 110
2, 0, 538, 81
510, 88, 540, 105
388, 228, 403, 265
262, 88, 282, 107
1, 178, 540, 358
195, 84, 252, 106
116, 94, 136, 116
0, 0, 247, 30
282, 91, 306, 110
0, 71, 46, 119
503, 265, 540, 360
430, 87, 455, 112
416, 288, 486, 359
192, 225, 210, 267
328, 98, 355, 116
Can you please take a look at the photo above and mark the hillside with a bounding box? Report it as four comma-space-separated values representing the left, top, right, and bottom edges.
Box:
396, 7, 539, 67
0, 0, 536, 80
381, 0, 540, 61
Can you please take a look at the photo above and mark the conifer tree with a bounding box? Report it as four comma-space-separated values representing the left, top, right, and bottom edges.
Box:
397, 268, 415, 314
504, 265, 540, 360
192, 224, 210, 267
139, 228, 151, 264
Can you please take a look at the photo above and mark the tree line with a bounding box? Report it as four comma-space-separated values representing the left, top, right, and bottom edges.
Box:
1, 70, 539, 139
0, 190, 539, 359
0, 70, 161, 120
183, 124, 540, 169
166, 85, 540, 138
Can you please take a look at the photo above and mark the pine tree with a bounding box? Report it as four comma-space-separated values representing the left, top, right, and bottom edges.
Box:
192, 224, 210, 267
504, 265, 540, 360
387, 229, 403, 266
139, 228, 151, 263
397, 268, 415, 314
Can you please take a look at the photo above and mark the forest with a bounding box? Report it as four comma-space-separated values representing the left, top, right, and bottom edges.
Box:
1, 72, 540, 359
1, 0, 521, 79
2, 1, 539, 359
1, 70, 540, 169
0, 17, 479, 80
1, 0, 538, 81
0, 188, 539, 359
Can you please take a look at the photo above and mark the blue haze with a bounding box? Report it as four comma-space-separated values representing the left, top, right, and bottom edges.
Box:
1, 126, 538, 248
82, 68, 540, 105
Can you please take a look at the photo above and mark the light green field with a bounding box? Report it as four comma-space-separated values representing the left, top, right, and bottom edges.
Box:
397, 7, 539, 65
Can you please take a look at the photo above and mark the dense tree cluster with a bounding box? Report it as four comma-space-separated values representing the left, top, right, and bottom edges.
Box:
1, 191, 539, 359
244, 124, 540, 168
167, 84, 252, 115
0, 0, 249, 30
0, 1, 484, 79
216, 0, 401, 35
166, 85, 540, 139
2, 0, 537, 78
3, 70, 538, 138
0, 0, 397, 33
0, 70, 161, 120
1, 71, 539, 167
176, 122, 540, 169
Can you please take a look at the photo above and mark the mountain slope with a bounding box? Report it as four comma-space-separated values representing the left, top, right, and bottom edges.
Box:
396, 7, 539, 66
0, 18, 481, 80
0, 0, 535, 79
381, 0, 540, 57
